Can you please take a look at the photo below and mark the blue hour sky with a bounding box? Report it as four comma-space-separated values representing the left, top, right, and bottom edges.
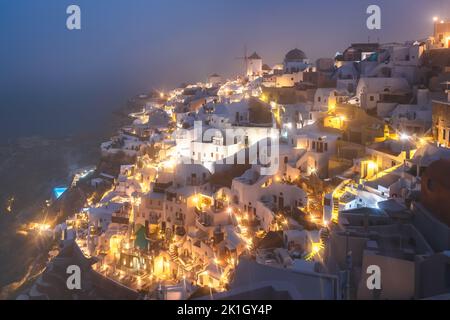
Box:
0, 0, 448, 137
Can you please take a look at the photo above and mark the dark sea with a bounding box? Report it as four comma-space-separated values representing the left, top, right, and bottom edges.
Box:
0, 90, 127, 140
0, 86, 137, 297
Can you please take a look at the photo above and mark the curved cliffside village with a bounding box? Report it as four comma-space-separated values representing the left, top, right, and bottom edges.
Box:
21, 21, 450, 300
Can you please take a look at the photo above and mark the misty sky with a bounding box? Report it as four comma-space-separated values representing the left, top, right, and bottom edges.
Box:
0, 0, 448, 138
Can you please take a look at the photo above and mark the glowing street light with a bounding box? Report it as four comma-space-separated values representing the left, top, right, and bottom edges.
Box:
312, 242, 322, 254
433, 16, 438, 22
400, 133, 410, 141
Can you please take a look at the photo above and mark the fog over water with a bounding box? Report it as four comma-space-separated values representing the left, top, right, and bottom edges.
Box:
0, 0, 446, 139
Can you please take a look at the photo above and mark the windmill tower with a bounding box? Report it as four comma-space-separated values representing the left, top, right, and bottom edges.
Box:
236, 46, 262, 80
235, 45, 250, 78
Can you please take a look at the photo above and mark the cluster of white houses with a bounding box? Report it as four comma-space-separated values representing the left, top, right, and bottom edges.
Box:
54, 21, 450, 300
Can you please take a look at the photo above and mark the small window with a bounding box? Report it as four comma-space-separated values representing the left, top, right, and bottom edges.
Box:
370, 95, 375, 101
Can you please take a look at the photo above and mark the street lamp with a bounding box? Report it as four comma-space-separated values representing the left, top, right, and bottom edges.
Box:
433, 17, 439, 40
400, 133, 410, 141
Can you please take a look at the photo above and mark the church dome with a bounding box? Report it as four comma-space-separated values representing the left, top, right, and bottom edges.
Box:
285, 48, 307, 61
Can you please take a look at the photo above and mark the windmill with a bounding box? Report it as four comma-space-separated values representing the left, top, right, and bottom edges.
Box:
235, 45, 250, 77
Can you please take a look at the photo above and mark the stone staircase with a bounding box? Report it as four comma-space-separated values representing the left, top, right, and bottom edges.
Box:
169, 244, 178, 261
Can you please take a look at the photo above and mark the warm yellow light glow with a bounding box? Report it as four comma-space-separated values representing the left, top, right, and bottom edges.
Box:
312, 242, 322, 254
260, 94, 268, 102
419, 138, 426, 146
109, 235, 123, 256
38, 223, 51, 232
368, 161, 377, 171
306, 241, 324, 261
433, 16, 439, 22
